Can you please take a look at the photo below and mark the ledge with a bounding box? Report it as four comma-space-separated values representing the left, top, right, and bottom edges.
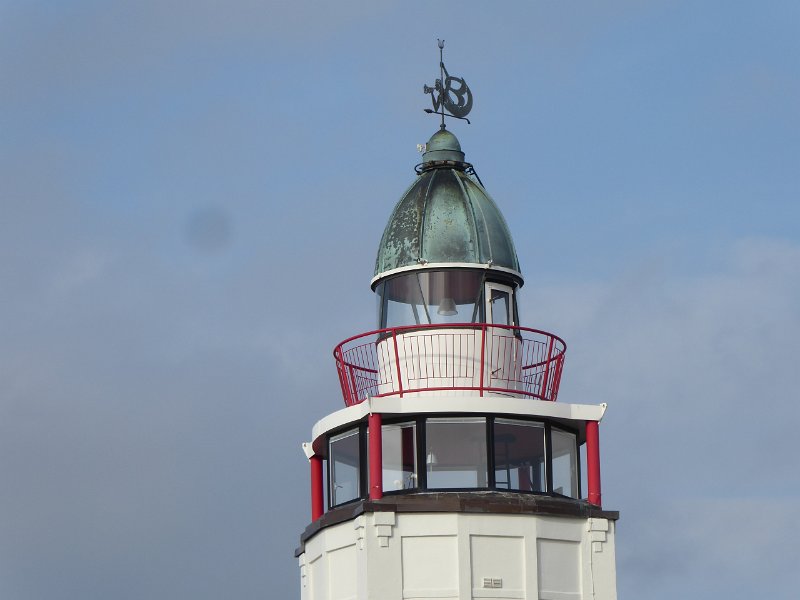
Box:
295, 491, 619, 556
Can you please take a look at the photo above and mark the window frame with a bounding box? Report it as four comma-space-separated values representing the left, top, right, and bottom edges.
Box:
376, 420, 419, 494
484, 282, 515, 327
327, 423, 366, 509
491, 417, 548, 493
325, 415, 583, 508
423, 416, 490, 491
549, 423, 582, 499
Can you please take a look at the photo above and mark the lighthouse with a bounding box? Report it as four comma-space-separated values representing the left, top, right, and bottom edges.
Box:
296, 46, 619, 600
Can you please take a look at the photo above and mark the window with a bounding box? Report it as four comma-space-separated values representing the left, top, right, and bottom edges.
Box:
378, 275, 427, 327
378, 271, 485, 327
485, 282, 514, 326
551, 427, 579, 498
493, 419, 546, 492
324, 417, 581, 508
329, 429, 361, 506
425, 417, 488, 488
382, 422, 417, 491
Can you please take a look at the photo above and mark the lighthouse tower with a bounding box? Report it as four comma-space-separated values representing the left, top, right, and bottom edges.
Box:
296, 50, 619, 600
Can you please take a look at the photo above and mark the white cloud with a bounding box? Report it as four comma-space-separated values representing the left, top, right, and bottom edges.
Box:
523, 237, 800, 594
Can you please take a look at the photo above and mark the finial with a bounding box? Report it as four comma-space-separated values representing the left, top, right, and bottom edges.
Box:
422, 40, 473, 127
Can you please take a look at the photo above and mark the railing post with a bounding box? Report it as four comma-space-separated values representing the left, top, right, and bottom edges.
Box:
392, 328, 403, 398
552, 354, 565, 400
368, 413, 383, 500
310, 455, 324, 521
347, 364, 358, 405
586, 420, 602, 507
540, 336, 554, 400
336, 359, 346, 405
478, 324, 486, 396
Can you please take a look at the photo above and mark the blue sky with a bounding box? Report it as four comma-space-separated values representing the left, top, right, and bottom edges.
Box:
1, 1, 799, 598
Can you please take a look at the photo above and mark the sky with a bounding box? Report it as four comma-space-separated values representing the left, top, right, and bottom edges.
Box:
1, 1, 799, 598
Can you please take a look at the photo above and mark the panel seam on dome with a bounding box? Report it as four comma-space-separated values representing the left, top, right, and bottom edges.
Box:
456, 172, 491, 264
418, 169, 439, 262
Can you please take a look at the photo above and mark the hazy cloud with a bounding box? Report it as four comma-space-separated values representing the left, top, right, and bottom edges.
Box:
1, 1, 798, 598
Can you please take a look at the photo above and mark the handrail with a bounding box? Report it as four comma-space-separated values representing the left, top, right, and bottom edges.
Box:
333, 323, 567, 406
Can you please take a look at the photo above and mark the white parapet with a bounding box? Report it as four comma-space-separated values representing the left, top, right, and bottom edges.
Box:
375, 328, 525, 398
310, 396, 607, 454
299, 509, 617, 600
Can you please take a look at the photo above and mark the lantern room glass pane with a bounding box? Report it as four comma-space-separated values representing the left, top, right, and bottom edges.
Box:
329, 429, 360, 506
493, 419, 546, 492
426, 417, 487, 489
378, 277, 427, 327
378, 271, 485, 327
551, 427, 579, 498
382, 422, 417, 491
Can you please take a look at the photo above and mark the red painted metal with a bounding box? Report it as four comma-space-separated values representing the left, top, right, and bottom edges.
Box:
333, 323, 567, 406
310, 455, 324, 521
540, 336, 555, 401
368, 413, 383, 500
586, 420, 602, 507
478, 324, 486, 397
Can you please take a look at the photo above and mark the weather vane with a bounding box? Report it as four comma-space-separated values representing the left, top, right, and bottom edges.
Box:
423, 39, 473, 129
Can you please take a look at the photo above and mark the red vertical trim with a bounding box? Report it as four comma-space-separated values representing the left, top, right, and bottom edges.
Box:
479, 324, 486, 396
586, 420, 602, 507
310, 455, 324, 521
368, 413, 383, 500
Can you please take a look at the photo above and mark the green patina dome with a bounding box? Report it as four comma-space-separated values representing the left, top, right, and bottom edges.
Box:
421, 129, 465, 162
373, 129, 522, 285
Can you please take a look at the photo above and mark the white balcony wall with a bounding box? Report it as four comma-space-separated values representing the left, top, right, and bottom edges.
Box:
375, 329, 525, 398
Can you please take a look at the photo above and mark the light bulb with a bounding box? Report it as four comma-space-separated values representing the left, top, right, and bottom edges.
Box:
437, 297, 457, 316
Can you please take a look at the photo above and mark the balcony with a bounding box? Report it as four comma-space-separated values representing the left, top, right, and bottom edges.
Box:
334, 324, 566, 406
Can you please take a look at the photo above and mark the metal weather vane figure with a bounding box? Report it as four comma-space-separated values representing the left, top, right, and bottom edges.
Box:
423, 39, 473, 128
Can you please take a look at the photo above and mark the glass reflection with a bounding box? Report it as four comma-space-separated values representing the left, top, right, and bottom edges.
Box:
329, 430, 360, 506
327, 418, 581, 505
551, 427, 579, 498
377, 271, 485, 327
382, 422, 417, 491
426, 417, 487, 488
493, 419, 546, 492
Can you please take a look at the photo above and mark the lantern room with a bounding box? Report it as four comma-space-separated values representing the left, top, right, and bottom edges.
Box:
335, 130, 566, 405
373, 129, 523, 330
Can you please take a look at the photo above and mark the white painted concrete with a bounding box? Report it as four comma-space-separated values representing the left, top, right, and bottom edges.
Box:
299, 511, 617, 600
308, 399, 607, 455
375, 328, 526, 399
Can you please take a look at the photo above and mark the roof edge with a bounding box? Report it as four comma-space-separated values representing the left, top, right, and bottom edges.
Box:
370, 262, 524, 290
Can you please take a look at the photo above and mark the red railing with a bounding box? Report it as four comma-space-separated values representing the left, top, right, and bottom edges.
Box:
334, 324, 566, 406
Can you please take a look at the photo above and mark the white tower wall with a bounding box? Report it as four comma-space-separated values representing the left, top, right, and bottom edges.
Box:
299, 510, 617, 600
